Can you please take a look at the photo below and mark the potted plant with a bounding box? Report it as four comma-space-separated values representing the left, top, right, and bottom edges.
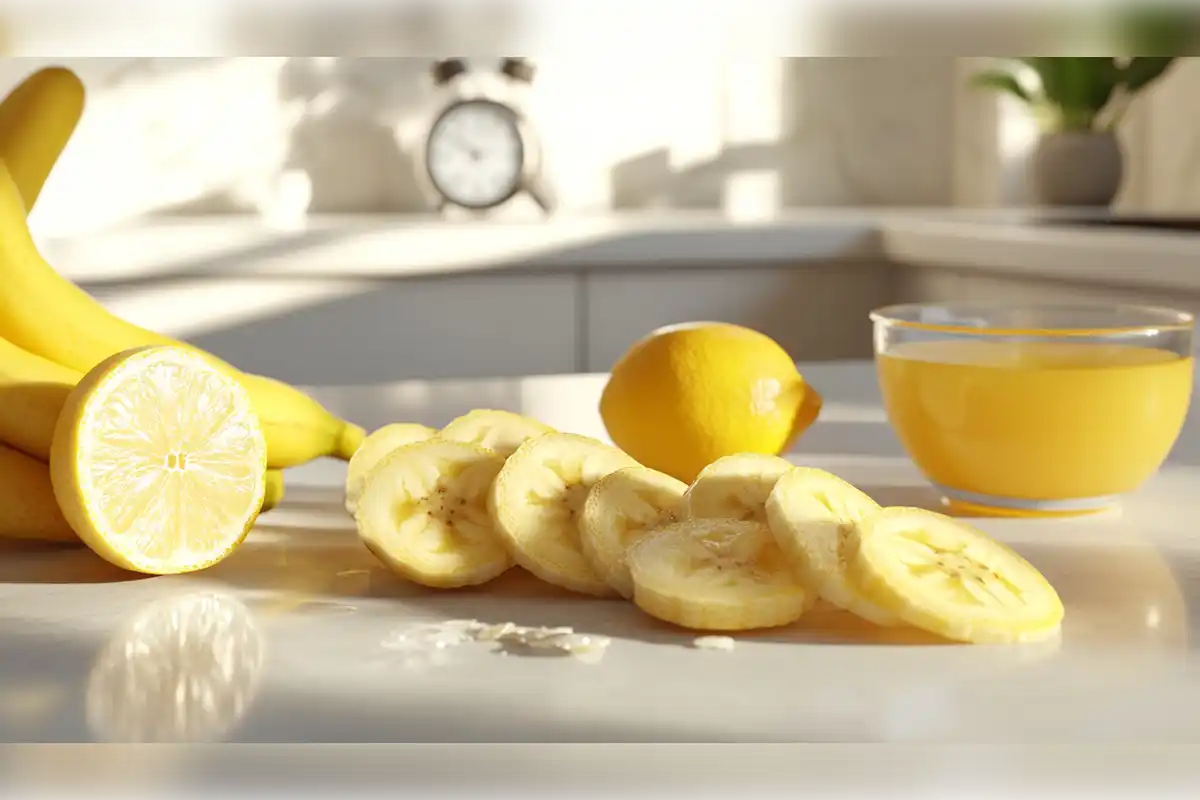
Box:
971, 56, 1180, 207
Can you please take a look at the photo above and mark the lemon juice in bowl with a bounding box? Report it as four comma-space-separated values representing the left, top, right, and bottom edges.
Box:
871, 303, 1195, 516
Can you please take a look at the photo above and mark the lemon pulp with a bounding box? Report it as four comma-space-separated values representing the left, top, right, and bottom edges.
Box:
50, 346, 267, 574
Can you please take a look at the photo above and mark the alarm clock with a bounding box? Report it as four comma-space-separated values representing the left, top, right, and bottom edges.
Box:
420, 58, 555, 216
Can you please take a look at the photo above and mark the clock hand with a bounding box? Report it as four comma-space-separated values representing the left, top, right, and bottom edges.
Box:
451, 135, 479, 157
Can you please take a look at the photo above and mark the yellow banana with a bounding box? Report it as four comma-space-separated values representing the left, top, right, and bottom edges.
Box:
0, 162, 364, 468
0, 66, 86, 211
261, 469, 285, 512
236, 372, 364, 468
0, 334, 78, 461
0, 443, 77, 543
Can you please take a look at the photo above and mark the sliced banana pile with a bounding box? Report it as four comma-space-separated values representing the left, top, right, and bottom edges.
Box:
580, 466, 686, 599
765, 466, 901, 628
349, 411, 1065, 645
490, 432, 640, 597
683, 453, 793, 522
344, 423, 437, 514
627, 518, 812, 631
357, 439, 510, 589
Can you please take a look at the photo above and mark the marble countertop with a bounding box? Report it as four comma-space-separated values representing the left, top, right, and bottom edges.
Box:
2, 360, 1199, 754
36, 210, 1200, 291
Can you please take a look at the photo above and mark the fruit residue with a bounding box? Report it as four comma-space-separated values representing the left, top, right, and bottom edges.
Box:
379, 619, 612, 665
692, 635, 736, 651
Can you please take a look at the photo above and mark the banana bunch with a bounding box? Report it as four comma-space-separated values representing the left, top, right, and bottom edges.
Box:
0, 66, 362, 542
350, 410, 1067, 645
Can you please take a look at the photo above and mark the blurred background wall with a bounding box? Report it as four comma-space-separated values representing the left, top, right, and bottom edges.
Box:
2, 57, 956, 237
0, 5, 1194, 237
6, 53, 1198, 240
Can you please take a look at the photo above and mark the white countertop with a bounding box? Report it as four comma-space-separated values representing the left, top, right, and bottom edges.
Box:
37, 210, 1200, 292
883, 217, 1200, 294
2, 360, 1199, 757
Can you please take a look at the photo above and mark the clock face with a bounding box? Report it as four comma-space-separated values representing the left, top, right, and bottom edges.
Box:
426, 100, 525, 209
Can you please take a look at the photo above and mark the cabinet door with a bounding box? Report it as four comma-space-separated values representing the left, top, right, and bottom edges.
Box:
178, 274, 580, 385
583, 264, 889, 371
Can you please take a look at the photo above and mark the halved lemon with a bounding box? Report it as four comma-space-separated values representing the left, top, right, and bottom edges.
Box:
50, 345, 267, 575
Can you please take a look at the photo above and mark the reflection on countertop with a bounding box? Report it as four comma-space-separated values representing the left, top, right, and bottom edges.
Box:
85, 592, 265, 743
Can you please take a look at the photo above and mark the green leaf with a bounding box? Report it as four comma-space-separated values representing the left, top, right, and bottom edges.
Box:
1023, 57, 1065, 104
1046, 59, 1106, 107
1072, 57, 1121, 114
1121, 56, 1177, 93
1019, 58, 1121, 129
968, 70, 1034, 103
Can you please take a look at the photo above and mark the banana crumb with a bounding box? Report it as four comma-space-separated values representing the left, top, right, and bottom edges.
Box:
381, 619, 611, 664
692, 636, 736, 651
477, 622, 612, 664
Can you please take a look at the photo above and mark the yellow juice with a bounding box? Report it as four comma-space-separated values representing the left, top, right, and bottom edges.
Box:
877, 339, 1194, 504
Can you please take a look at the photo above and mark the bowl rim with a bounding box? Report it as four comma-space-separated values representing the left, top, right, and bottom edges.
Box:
869, 302, 1195, 337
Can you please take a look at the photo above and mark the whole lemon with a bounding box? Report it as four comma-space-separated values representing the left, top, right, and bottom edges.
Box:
599, 322, 822, 483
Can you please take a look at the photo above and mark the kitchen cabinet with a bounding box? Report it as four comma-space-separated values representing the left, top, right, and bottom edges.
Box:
186, 274, 580, 386
582, 264, 891, 372
174, 264, 889, 385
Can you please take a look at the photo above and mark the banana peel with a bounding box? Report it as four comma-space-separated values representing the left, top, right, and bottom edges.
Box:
0, 66, 86, 211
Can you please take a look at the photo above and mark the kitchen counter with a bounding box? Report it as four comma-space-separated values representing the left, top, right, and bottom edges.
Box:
41, 211, 1200, 389
2, 360, 1199, 763
39, 210, 1200, 291
884, 216, 1200, 294
38, 212, 883, 285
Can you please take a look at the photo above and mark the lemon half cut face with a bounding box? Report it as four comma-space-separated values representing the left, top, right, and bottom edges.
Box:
50, 346, 267, 575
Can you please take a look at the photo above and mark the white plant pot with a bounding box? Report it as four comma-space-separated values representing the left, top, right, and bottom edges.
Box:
1029, 131, 1125, 208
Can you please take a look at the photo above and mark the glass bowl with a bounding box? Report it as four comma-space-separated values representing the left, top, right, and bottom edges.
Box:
870, 303, 1195, 517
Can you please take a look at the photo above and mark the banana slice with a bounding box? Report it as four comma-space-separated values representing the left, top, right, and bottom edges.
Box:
489, 432, 639, 596
440, 409, 554, 458
627, 519, 811, 631
356, 440, 511, 589
579, 466, 687, 598
682, 453, 794, 522
344, 422, 438, 514
846, 507, 1065, 644
765, 467, 902, 627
